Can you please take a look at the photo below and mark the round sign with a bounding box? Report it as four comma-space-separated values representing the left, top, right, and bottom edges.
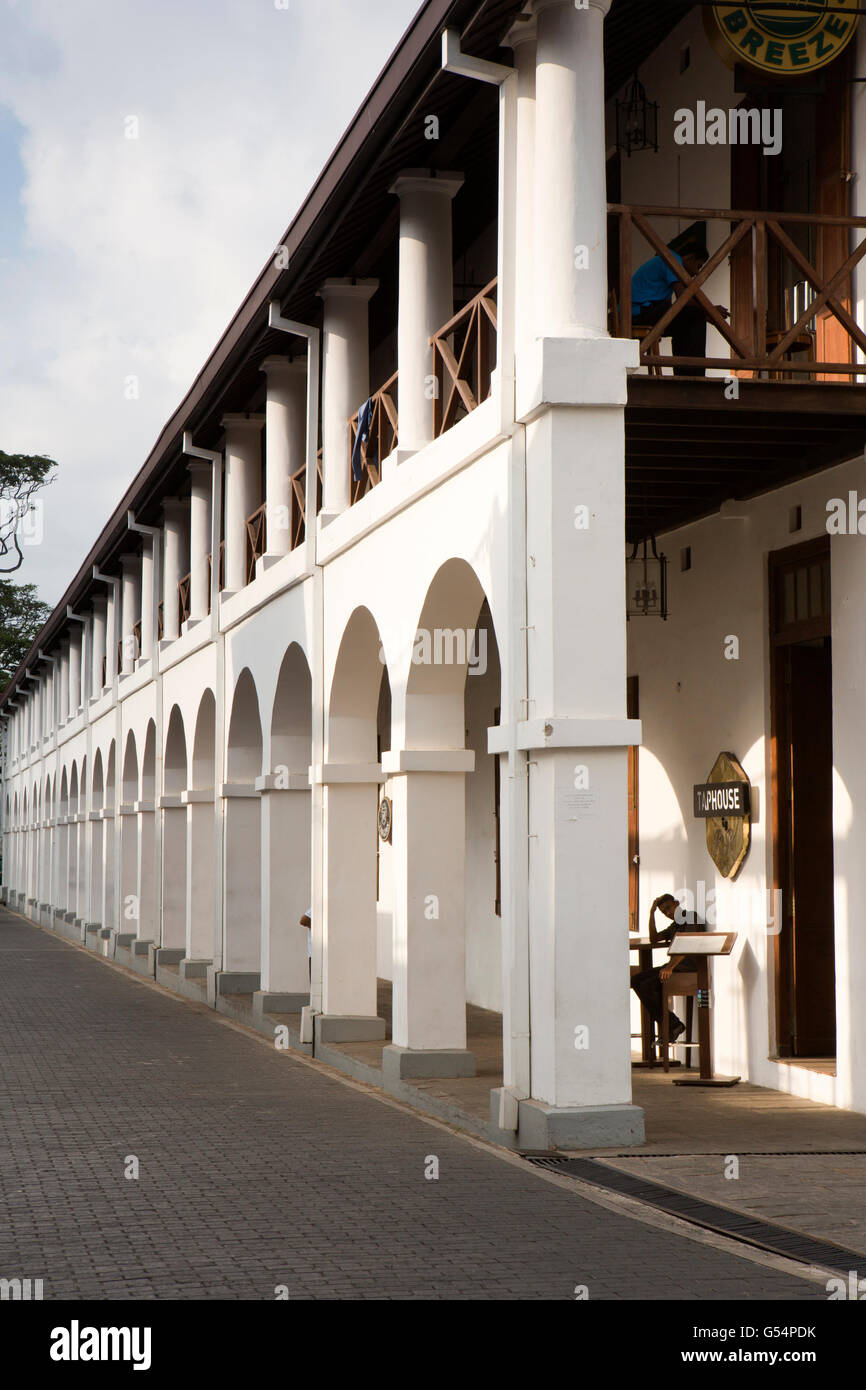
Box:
378, 795, 392, 843
709, 1, 859, 75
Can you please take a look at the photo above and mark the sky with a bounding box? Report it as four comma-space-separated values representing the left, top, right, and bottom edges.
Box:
0, 0, 420, 605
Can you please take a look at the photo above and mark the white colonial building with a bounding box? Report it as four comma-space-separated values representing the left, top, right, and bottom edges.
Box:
4, 0, 866, 1148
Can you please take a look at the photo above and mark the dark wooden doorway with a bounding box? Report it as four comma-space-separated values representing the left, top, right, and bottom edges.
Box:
730, 54, 853, 379
627, 676, 639, 933
770, 538, 836, 1058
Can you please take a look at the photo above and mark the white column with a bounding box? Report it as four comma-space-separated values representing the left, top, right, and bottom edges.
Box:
186, 795, 215, 961
45, 666, 55, 734
68, 633, 82, 716
260, 356, 307, 561
258, 779, 310, 1002
222, 415, 263, 594
138, 809, 156, 942
32, 681, 42, 746
317, 280, 378, 520
91, 597, 107, 697
389, 171, 463, 456
223, 793, 261, 972
105, 582, 118, 684
505, 16, 538, 355
187, 461, 212, 622
119, 553, 140, 676
533, 0, 612, 338
319, 773, 383, 1034
161, 498, 189, 642
119, 809, 139, 934
59, 645, 70, 725
384, 753, 476, 1078
161, 803, 187, 948
140, 536, 156, 659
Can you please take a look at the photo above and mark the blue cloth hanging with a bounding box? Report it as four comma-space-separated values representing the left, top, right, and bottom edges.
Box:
351, 396, 376, 481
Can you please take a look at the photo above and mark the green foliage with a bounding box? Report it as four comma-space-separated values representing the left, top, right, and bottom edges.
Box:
0, 580, 52, 690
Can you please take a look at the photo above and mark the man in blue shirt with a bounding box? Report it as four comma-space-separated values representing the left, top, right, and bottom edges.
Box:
631, 237, 728, 377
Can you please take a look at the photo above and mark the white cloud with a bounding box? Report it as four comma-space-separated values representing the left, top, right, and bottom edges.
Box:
0, 0, 419, 601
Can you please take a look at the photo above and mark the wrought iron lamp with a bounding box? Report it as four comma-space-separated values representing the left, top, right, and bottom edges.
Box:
616, 74, 659, 158
627, 536, 668, 620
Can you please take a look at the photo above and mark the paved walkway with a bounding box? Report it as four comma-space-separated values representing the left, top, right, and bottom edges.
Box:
0, 910, 825, 1300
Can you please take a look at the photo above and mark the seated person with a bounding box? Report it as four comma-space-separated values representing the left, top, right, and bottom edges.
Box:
631, 893, 706, 1043
631, 237, 729, 377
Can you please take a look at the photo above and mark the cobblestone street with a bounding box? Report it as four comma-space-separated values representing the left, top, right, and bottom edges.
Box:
0, 911, 827, 1301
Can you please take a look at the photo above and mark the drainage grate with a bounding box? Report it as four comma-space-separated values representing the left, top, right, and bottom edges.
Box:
553, 1150, 866, 1159
524, 1155, 866, 1275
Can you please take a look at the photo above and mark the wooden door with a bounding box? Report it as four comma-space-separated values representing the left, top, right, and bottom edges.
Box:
785, 642, 836, 1054
770, 540, 835, 1058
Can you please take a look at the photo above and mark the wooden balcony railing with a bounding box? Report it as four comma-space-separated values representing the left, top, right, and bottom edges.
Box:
290, 449, 323, 549
609, 204, 866, 379
245, 504, 266, 585
431, 277, 497, 436
178, 573, 191, 628
349, 372, 398, 504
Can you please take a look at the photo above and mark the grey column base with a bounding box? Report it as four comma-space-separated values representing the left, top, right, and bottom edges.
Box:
214, 971, 260, 996
154, 947, 185, 966
50, 915, 84, 946
129, 940, 155, 976
179, 958, 210, 981
63, 911, 76, 924
211, 972, 261, 1023
382, 1044, 476, 1081
152, 946, 186, 989
83, 923, 101, 951
315, 1014, 387, 1044
516, 1099, 645, 1151
110, 931, 136, 965
252, 990, 309, 1021
161, 958, 211, 1002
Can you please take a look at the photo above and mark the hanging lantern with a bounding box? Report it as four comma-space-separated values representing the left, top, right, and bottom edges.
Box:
627, 536, 668, 619
616, 74, 659, 158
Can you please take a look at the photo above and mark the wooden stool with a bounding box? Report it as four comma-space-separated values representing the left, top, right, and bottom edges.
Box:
661, 971, 698, 1073
764, 328, 815, 381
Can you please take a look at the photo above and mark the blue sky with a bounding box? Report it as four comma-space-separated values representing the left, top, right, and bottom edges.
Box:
0, 0, 420, 604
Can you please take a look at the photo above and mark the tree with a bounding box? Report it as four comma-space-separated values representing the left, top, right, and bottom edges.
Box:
0, 450, 57, 573
0, 580, 52, 689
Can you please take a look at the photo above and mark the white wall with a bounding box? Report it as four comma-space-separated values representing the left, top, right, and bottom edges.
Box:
629, 450, 866, 1109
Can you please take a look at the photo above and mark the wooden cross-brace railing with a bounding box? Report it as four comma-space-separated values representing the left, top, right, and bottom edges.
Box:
610, 204, 866, 377
290, 448, 323, 548
431, 278, 497, 436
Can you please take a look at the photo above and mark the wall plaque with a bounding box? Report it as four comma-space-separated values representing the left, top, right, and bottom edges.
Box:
695, 751, 751, 879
